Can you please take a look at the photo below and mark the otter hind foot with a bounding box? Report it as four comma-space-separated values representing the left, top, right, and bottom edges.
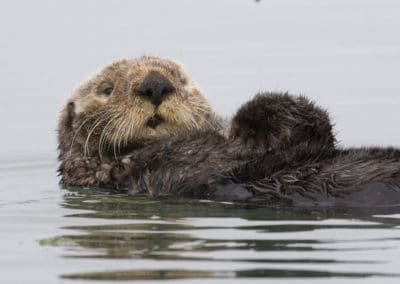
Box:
210, 184, 253, 202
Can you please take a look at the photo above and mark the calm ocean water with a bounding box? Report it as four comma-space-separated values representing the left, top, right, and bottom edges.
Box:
1, 0, 400, 283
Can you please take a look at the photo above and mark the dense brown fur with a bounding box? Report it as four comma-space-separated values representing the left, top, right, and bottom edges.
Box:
104, 93, 400, 207
221, 144, 400, 206
230, 93, 335, 151
58, 56, 221, 187
121, 130, 400, 207
120, 94, 336, 200
58, 58, 400, 207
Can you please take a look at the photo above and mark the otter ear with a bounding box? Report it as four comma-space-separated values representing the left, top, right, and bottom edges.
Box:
63, 101, 76, 129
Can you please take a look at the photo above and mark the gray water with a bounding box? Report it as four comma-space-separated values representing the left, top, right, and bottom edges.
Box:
1, 0, 400, 283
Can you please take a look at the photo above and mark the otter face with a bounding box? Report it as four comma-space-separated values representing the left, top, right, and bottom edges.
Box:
58, 56, 216, 157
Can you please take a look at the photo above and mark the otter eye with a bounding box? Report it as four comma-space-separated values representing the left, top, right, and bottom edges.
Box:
103, 87, 113, 96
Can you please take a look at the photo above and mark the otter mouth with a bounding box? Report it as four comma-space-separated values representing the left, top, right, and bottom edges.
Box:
114, 143, 144, 156
146, 114, 164, 129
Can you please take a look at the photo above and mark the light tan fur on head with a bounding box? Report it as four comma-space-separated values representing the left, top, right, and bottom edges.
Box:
58, 56, 218, 159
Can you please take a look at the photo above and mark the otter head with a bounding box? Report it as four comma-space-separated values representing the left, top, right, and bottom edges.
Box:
230, 92, 336, 153
58, 56, 217, 159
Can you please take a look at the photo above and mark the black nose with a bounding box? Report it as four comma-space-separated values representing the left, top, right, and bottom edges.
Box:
138, 71, 174, 106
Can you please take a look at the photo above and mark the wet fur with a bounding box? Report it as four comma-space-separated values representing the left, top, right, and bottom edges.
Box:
123, 132, 400, 207
108, 94, 400, 207
58, 59, 400, 207
58, 56, 221, 187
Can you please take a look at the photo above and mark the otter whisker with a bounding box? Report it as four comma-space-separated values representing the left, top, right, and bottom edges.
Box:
181, 104, 199, 131
118, 110, 130, 149
84, 116, 108, 158
97, 112, 117, 159
120, 110, 135, 149
98, 112, 119, 159
98, 122, 114, 157
100, 112, 121, 150
115, 119, 124, 156
68, 110, 109, 157
110, 113, 127, 160
68, 117, 91, 156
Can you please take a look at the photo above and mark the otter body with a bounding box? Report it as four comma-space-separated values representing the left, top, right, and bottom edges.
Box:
123, 140, 400, 207
120, 99, 400, 207
58, 57, 400, 207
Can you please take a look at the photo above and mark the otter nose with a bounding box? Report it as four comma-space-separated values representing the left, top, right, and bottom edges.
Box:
138, 71, 174, 106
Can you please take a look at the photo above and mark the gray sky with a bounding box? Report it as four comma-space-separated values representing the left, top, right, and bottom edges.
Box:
0, 0, 399, 158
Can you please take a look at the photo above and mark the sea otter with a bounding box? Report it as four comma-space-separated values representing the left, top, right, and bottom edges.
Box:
58, 56, 221, 186
58, 57, 400, 207
58, 56, 334, 191
118, 95, 400, 207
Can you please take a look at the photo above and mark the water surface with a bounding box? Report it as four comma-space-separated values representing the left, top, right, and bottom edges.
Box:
2, 156, 400, 283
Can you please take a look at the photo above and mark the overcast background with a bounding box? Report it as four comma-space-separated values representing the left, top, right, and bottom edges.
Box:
1, 0, 399, 159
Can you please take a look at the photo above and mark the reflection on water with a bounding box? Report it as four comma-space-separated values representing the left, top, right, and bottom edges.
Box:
37, 187, 400, 281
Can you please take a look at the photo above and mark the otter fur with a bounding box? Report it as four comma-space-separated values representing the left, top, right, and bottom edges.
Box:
122, 95, 400, 207
58, 56, 221, 187
58, 57, 400, 207
231, 146, 400, 206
